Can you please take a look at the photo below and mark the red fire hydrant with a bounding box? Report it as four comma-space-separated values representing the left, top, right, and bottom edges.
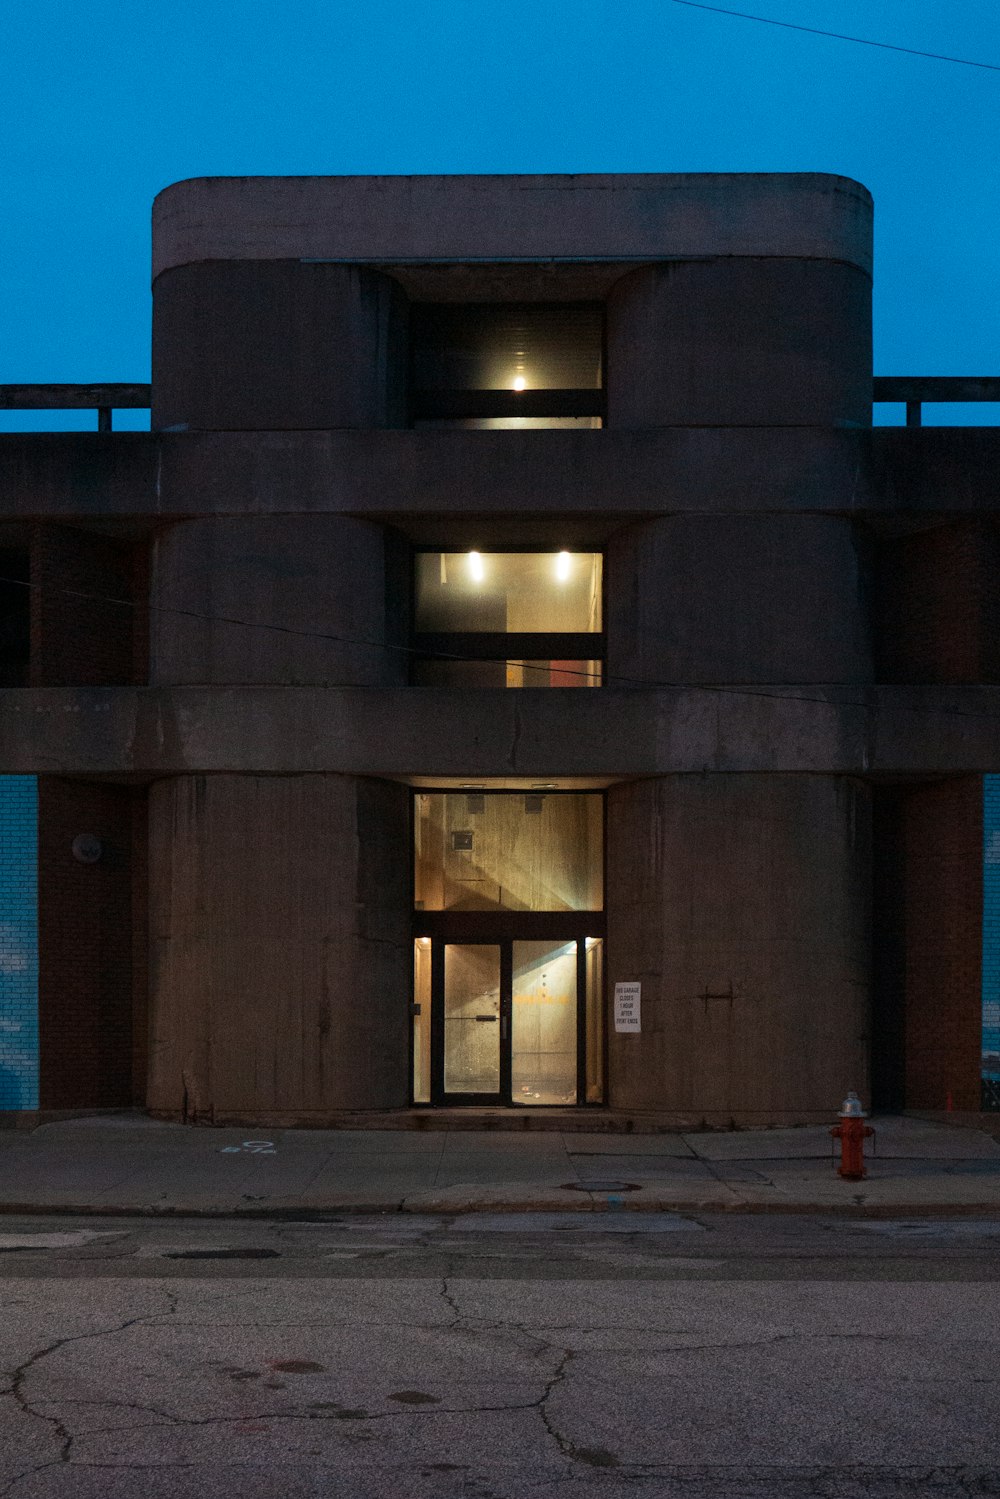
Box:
831, 1091, 874, 1180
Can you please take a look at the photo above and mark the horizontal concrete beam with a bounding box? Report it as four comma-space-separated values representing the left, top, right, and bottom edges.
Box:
866, 427, 1000, 514
2, 429, 999, 526
153, 173, 874, 278
1, 685, 998, 777
0, 434, 158, 522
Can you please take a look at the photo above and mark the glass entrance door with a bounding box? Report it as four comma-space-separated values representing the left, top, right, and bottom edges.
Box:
443, 943, 502, 1101
415, 933, 604, 1106
511, 939, 578, 1105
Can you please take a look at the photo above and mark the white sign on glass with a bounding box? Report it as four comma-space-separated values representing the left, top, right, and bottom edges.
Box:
614, 981, 641, 1033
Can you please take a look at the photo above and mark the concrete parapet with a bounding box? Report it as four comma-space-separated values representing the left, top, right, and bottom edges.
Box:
152, 173, 873, 276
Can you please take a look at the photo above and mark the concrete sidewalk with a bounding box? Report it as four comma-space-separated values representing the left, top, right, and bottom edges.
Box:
2, 1112, 1000, 1216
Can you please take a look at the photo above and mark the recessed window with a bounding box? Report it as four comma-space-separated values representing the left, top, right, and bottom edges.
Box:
411, 551, 603, 688
414, 792, 603, 912
0, 549, 29, 688
410, 303, 604, 427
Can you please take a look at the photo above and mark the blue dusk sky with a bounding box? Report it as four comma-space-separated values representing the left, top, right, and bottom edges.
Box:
1, 0, 998, 428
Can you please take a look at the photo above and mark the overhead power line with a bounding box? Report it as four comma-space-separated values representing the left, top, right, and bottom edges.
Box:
5, 572, 1000, 727
668, 0, 1000, 72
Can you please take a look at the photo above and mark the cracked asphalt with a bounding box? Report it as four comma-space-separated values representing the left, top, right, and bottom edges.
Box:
1, 1212, 999, 1497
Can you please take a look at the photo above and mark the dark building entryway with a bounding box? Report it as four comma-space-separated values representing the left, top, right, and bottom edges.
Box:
412, 791, 605, 1107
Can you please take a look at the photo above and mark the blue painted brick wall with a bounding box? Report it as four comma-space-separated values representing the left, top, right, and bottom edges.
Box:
982, 775, 1000, 1107
0, 776, 38, 1110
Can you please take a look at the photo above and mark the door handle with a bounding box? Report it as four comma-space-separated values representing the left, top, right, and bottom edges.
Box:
474, 1014, 498, 1023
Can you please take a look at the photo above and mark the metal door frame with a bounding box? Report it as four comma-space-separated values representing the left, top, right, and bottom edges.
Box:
418, 918, 604, 1107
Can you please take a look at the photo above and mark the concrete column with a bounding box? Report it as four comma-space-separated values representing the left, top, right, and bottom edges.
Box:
606, 515, 872, 685
152, 262, 408, 431
146, 773, 411, 1120
605, 260, 871, 428
150, 515, 407, 686
606, 774, 871, 1121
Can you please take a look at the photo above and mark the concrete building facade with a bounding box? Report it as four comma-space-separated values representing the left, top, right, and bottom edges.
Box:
1, 172, 998, 1126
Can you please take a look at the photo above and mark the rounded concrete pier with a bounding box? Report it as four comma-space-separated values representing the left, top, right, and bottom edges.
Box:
606, 259, 871, 428
605, 773, 872, 1120
150, 514, 406, 687
146, 773, 411, 1120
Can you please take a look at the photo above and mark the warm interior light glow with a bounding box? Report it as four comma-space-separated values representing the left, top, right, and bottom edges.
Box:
555, 550, 572, 582
467, 550, 485, 582
512, 375, 527, 392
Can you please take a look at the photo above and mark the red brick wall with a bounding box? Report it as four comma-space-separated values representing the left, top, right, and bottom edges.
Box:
871, 788, 906, 1111
879, 521, 1000, 684
37, 778, 147, 1109
30, 524, 148, 687
130, 794, 149, 1103
901, 776, 983, 1110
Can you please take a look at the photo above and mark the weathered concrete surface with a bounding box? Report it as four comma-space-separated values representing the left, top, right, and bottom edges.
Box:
151, 516, 406, 687
146, 775, 411, 1119
5, 428, 1000, 523
1, 1115, 1000, 1217
0, 434, 157, 521
606, 775, 871, 1116
607, 516, 873, 686
607, 260, 871, 428
4, 1226, 1000, 1498
2, 685, 1000, 778
153, 263, 407, 431
152, 172, 874, 277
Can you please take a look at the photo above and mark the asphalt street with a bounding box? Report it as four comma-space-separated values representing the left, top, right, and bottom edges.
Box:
1, 1212, 999, 1497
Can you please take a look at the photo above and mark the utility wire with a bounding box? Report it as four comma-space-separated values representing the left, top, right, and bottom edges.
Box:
667, 0, 1000, 72
5, 571, 1000, 726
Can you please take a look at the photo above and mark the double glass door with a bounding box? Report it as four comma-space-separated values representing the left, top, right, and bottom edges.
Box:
413, 931, 604, 1106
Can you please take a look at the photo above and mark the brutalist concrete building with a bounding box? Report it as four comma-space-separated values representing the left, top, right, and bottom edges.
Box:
1, 172, 998, 1127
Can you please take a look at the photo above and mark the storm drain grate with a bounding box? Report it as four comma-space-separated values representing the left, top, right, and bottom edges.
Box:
164, 1248, 282, 1261
562, 1181, 640, 1194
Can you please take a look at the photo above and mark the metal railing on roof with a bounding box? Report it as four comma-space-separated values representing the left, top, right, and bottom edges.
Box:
872, 377, 1000, 427
0, 384, 151, 431
1, 379, 1000, 430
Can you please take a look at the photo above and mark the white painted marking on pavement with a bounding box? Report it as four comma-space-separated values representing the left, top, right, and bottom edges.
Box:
0, 1231, 120, 1250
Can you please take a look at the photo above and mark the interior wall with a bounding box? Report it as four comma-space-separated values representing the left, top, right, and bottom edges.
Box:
414, 792, 603, 912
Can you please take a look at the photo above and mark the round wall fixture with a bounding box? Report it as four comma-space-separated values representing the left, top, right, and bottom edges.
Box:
71, 834, 103, 864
